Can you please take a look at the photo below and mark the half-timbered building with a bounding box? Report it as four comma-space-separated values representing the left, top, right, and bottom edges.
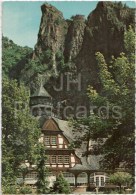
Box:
21, 84, 117, 191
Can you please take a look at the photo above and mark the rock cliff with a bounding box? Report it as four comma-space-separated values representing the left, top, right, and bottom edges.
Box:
11, 1, 135, 118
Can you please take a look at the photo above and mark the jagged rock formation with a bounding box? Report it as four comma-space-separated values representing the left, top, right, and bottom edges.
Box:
76, 1, 135, 91
10, 1, 135, 118
33, 3, 68, 74
64, 15, 86, 62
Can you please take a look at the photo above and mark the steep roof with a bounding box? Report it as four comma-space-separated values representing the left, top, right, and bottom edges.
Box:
53, 117, 73, 142
31, 85, 52, 98
41, 117, 101, 171
42, 118, 61, 131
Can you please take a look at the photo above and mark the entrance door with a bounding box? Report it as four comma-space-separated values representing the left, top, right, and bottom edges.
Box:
95, 176, 105, 187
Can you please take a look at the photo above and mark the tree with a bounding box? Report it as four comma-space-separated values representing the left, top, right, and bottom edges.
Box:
2, 78, 40, 185
87, 26, 135, 170
70, 114, 109, 157
52, 172, 71, 194
72, 26, 135, 171
110, 171, 133, 193
2, 36, 32, 78
36, 143, 49, 194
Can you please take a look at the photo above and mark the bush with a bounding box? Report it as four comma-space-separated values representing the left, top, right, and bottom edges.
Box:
109, 190, 120, 194
110, 172, 133, 193
19, 185, 32, 194
2, 185, 17, 194
52, 173, 71, 194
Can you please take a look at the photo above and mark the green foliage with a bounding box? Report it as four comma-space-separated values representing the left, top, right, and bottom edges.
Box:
106, 2, 134, 29
52, 173, 71, 194
124, 25, 135, 61
36, 143, 49, 194
27, 58, 48, 73
41, 49, 52, 64
19, 49, 55, 89
71, 26, 135, 171
87, 26, 135, 170
56, 51, 71, 73
55, 17, 62, 25
107, 189, 120, 194
2, 185, 17, 194
70, 114, 110, 156
19, 185, 32, 194
18, 163, 29, 184
110, 172, 132, 193
2, 78, 40, 184
2, 36, 32, 78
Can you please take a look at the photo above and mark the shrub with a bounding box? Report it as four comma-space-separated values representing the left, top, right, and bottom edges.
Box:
110, 171, 133, 193
19, 185, 32, 194
2, 185, 17, 194
52, 172, 71, 194
109, 189, 120, 194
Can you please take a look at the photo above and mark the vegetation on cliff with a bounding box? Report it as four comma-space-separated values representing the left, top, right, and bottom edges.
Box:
2, 36, 32, 78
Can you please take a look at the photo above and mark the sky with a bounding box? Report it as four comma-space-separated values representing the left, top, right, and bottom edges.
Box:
2, 1, 136, 48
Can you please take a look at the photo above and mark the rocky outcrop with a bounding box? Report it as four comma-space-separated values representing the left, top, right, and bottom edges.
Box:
64, 15, 86, 62
33, 4, 87, 75
11, 1, 135, 118
34, 3, 67, 55
33, 2, 134, 87
33, 3, 68, 74
76, 1, 135, 90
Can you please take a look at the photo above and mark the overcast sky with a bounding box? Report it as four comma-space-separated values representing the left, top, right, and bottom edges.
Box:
2, 1, 136, 48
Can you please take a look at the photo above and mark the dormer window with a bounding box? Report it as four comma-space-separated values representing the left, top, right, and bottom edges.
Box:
51, 136, 57, 145
45, 136, 50, 145
45, 136, 57, 146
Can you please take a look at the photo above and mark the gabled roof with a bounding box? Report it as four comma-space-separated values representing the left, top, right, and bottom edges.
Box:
53, 117, 73, 143
31, 84, 52, 98
42, 118, 61, 131
41, 116, 101, 171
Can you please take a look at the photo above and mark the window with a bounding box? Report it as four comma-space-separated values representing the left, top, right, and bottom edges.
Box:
45, 136, 50, 145
58, 155, 63, 164
79, 173, 87, 178
101, 177, 105, 187
64, 155, 70, 164
51, 155, 57, 164
47, 155, 70, 164
105, 176, 109, 184
96, 176, 99, 187
51, 136, 57, 145
26, 172, 37, 179
77, 172, 87, 185
94, 175, 105, 187
90, 176, 94, 183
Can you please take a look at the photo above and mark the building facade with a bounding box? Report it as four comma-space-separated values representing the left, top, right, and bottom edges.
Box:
22, 84, 115, 190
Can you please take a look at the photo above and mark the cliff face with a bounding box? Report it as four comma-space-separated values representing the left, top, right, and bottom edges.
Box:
11, 1, 135, 118
33, 4, 87, 75
35, 3, 67, 54
33, 3, 68, 74
64, 15, 86, 62
76, 1, 135, 90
